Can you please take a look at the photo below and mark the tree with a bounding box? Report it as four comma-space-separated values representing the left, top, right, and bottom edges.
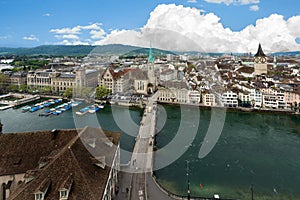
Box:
82, 87, 93, 99
19, 84, 28, 92
63, 88, 73, 99
39, 86, 52, 94
6, 84, 18, 92
95, 86, 111, 99
0, 74, 9, 93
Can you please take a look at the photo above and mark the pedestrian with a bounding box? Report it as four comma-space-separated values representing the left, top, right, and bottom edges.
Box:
126, 187, 129, 193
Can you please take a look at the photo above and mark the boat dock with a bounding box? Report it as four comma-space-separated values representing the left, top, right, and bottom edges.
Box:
0, 93, 40, 110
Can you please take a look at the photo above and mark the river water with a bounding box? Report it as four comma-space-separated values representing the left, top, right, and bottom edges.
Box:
0, 102, 142, 163
154, 104, 300, 200
1, 102, 300, 199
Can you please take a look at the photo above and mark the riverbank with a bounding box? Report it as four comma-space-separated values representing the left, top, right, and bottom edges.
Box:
157, 101, 298, 115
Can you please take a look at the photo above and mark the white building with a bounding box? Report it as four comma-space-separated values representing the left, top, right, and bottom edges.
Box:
188, 90, 201, 104
249, 89, 263, 108
98, 68, 131, 94
160, 69, 177, 82
238, 92, 251, 106
158, 81, 200, 104
222, 91, 238, 107
202, 93, 216, 106
262, 89, 286, 109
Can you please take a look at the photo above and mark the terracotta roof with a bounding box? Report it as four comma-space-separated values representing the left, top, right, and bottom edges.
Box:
100, 67, 132, 80
0, 129, 77, 176
1, 127, 120, 200
34, 178, 51, 193
237, 66, 254, 74
59, 174, 73, 190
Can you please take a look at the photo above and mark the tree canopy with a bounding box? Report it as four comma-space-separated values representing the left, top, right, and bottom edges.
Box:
95, 86, 111, 99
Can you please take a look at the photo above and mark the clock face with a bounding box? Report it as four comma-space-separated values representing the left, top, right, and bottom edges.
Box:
260, 57, 266, 63
254, 57, 259, 63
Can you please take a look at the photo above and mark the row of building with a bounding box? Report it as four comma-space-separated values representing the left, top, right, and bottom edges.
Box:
2, 44, 300, 110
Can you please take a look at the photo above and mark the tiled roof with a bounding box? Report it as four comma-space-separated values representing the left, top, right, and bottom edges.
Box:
1, 127, 120, 200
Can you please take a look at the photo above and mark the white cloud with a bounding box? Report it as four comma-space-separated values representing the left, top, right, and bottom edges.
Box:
90, 29, 106, 39
55, 34, 79, 40
204, 0, 259, 6
80, 23, 103, 30
43, 13, 52, 17
23, 35, 39, 41
50, 27, 81, 35
56, 39, 90, 46
51, 23, 106, 44
96, 4, 300, 53
188, 0, 197, 3
249, 5, 259, 11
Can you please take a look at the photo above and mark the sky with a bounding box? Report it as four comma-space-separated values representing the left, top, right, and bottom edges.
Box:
0, 0, 300, 53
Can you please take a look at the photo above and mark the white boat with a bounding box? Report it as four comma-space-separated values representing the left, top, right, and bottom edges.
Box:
76, 106, 90, 116
22, 106, 31, 112
89, 104, 104, 114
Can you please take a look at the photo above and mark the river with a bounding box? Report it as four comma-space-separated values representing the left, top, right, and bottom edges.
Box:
1, 102, 300, 199
154, 104, 300, 200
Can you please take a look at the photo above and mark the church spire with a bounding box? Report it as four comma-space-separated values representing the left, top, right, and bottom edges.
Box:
254, 43, 266, 57
148, 42, 154, 64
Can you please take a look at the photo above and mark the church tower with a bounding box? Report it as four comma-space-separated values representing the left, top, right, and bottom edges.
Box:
147, 43, 156, 94
273, 55, 277, 69
254, 43, 268, 75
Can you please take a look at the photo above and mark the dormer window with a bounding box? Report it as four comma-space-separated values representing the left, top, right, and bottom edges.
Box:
33, 178, 51, 200
59, 189, 68, 199
85, 138, 96, 148
59, 174, 73, 200
35, 193, 43, 200
92, 156, 106, 169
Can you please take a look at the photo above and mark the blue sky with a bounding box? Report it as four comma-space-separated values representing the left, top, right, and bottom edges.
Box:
0, 0, 299, 52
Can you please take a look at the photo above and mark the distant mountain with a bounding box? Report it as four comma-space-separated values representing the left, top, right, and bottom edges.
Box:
0, 44, 299, 57
89, 44, 141, 55
273, 51, 300, 56
121, 47, 176, 58
0, 44, 141, 56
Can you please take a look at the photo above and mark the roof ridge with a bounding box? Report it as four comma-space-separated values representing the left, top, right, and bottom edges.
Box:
68, 146, 97, 200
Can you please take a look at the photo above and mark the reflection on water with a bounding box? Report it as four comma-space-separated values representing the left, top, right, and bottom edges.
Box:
154, 105, 300, 200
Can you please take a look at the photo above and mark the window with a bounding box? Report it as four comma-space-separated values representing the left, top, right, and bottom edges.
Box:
35, 193, 43, 200
60, 190, 67, 198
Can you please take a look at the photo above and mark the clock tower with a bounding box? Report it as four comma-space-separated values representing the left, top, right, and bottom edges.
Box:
254, 43, 268, 75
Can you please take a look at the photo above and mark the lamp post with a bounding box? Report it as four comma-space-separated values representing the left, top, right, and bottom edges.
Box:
250, 184, 254, 200
186, 160, 190, 200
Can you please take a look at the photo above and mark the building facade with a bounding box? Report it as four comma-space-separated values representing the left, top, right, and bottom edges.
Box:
202, 93, 216, 106
222, 91, 238, 107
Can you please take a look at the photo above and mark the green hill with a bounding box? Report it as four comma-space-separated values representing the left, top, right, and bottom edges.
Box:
0, 44, 141, 56
121, 47, 176, 58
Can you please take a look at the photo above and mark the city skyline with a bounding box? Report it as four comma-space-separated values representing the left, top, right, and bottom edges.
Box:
0, 0, 299, 53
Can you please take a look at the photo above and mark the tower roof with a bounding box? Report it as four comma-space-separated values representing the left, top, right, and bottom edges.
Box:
254, 43, 266, 57
148, 43, 154, 64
